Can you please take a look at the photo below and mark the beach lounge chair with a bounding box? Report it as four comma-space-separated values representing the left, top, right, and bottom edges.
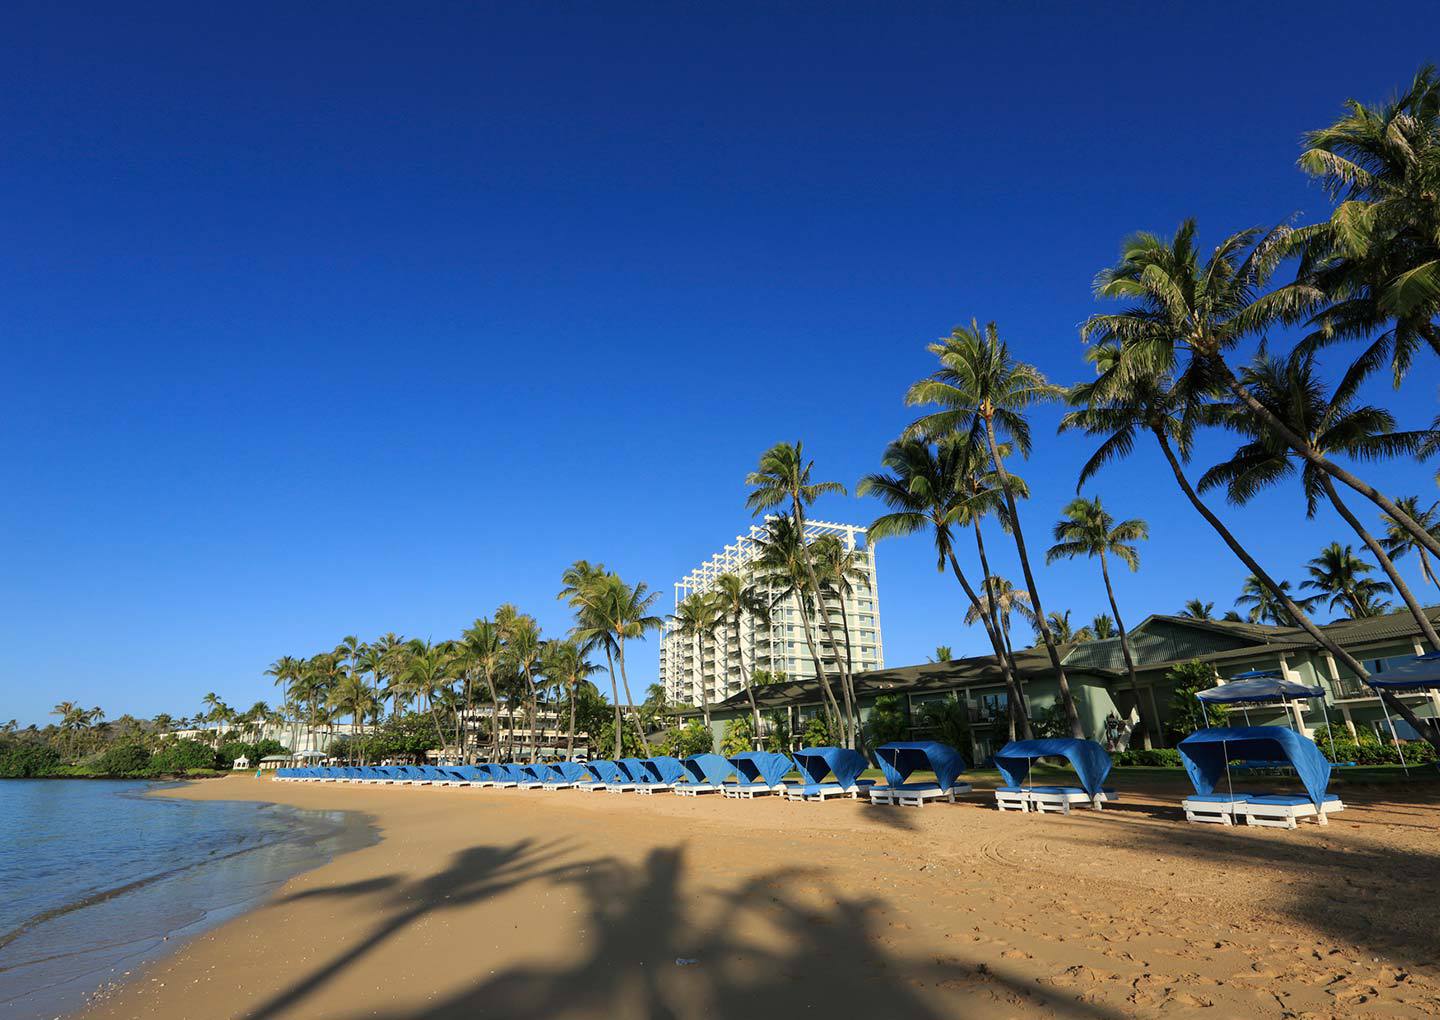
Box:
675, 753, 736, 795
606, 758, 649, 793
576, 759, 621, 791
515, 763, 557, 789
544, 761, 590, 790
636, 756, 685, 794
1178, 727, 1344, 829
371, 766, 405, 785
869, 741, 971, 807
992, 739, 1117, 814
489, 764, 522, 788
784, 747, 873, 802
722, 752, 794, 798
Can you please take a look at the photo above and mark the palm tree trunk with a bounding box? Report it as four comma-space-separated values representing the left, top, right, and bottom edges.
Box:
482, 671, 502, 762
947, 549, 1032, 741
615, 638, 652, 756
566, 682, 577, 758
792, 498, 859, 747
982, 419, 1084, 739
733, 614, 763, 750
1154, 427, 1440, 754
1322, 475, 1440, 648
1099, 551, 1154, 749
695, 631, 713, 734
1219, 371, 1440, 557
972, 522, 1033, 739
603, 647, 623, 759
835, 591, 866, 753
796, 596, 844, 739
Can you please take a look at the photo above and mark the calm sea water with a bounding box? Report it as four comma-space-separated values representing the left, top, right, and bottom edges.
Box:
0, 779, 373, 1020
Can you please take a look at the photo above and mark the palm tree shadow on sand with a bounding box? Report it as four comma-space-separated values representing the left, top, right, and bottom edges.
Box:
344, 844, 1127, 1020
240, 837, 587, 1020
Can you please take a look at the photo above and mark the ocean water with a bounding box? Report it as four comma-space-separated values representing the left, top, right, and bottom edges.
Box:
0, 779, 373, 1020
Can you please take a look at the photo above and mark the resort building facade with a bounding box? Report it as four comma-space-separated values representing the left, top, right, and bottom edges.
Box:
660, 520, 884, 709
688, 607, 1440, 764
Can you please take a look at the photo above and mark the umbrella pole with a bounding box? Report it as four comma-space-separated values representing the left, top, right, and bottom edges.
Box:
1223, 739, 1233, 803
1378, 696, 1410, 777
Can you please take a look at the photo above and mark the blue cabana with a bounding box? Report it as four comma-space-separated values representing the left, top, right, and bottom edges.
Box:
641, 756, 685, 785
554, 761, 590, 783
616, 758, 649, 783
582, 760, 621, 783
681, 753, 736, 786
1367, 651, 1440, 690
792, 747, 867, 789
1178, 726, 1332, 808
875, 741, 967, 791
728, 751, 793, 787
994, 739, 1112, 797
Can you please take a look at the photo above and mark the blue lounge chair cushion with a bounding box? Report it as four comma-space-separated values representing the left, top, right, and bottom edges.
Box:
1185, 793, 1254, 803
995, 785, 1025, 793
1248, 794, 1341, 806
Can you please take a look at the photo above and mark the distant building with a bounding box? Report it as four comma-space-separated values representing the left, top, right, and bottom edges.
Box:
661, 519, 883, 709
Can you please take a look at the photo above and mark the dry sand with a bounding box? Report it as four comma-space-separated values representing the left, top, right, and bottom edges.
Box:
74, 773, 1440, 1020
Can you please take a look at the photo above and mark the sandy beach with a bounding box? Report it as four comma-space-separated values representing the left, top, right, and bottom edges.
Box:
73, 774, 1440, 1020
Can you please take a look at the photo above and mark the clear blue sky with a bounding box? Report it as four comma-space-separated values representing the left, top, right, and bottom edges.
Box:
3, 3, 1436, 726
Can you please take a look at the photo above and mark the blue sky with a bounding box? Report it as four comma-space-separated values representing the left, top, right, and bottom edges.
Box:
2, 4, 1437, 726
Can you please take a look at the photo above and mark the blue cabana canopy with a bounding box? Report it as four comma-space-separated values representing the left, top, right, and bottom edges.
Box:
524, 763, 561, 782
1197, 675, 1325, 703
994, 739, 1112, 797
727, 751, 793, 787
583, 760, 621, 783
498, 764, 526, 782
642, 756, 685, 784
792, 747, 867, 788
1367, 651, 1440, 690
617, 757, 649, 782
555, 761, 590, 782
1178, 726, 1332, 807
875, 741, 967, 790
681, 753, 736, 785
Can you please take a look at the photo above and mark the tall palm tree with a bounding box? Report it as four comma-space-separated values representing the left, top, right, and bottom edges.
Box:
603, 575, 663, 757
710, 573, 770, 748
1061, 340, 1440, 752
1199, 350, 1439, 648
1089, 614, 1117, 640
745, 441, 858, 746
1234, 574, 1317, 626
499, 609, 543, 762
1042, 610, 1079, 644
1297, 65, 1440, 387
1381, 496, 1440, 589
904, 321, 1083, 738
669, 593, 722, 736
857, 436, 1032, 738
330, 673, 378, 762
402, 639, 453, 752
541, 637, 600, 758
810, 533, 871, 748
264, 656, 303, 751
561, 560, 635, 759
1046, 496, 1156, 747
460, 618, 504, 761
1302, 542, 1394, 619
964, 577, 1033, 734
752, 516, 846, 743
1084, 218, 1440, 563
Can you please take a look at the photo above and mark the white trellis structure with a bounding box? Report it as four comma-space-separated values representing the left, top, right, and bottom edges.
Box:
661, 519, 884, 709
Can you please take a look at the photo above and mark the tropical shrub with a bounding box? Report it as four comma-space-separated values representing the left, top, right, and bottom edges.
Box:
0, 742, 62, 777
720, 717, 754, 756
863, 695, 908, 748
151, 738, 219, 772
915, 697, 972, 755
1113, 748, 1182, 767
799, 715, 835, 748
96, 743, 154, 775
762, 712, 791, 754
1030, 703, 1071, 739
1323, 739, 1436, 765
1165, 660, 1227, 741
664, 721, 713, 758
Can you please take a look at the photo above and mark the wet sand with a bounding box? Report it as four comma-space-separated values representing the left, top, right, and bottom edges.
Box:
74, 773, 1440, 1019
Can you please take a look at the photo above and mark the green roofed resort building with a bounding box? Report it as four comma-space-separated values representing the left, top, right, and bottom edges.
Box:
686, 608, 1440, 763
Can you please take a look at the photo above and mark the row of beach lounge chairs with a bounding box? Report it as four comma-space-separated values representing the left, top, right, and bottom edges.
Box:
275, 728, 1347, 831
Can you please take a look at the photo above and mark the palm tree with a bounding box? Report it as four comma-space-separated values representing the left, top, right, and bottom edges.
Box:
810, 533, 872, 748
745, 441, 859, 746
1199, 350, 1439, 649
857, 436, 1032, 738
930, 645, 954, 662
1046, 495, 1156, 747
1297, 65, 1440, 387
402, 639, 453, 752
603, 575, 663, 757
498, 608, 543, 761
904, 321, 1082, 738
1381, 496, 1440, 589
460, 619, 504, 761
1061, 340, 1440, 753
1084, 218, 1440, 564
752, 516, 847, 744
669, 593, 722, 737
964, 577, 1032, 666
1234, 574, 1317, 626
541, 637, 600, 758
711, 573, 770, 748
1302, 542, 1393, 619
1041, 610, 1080, 644
330, 673, 377, 762
562, 560, 635, 759
1089, 614, 1117, 640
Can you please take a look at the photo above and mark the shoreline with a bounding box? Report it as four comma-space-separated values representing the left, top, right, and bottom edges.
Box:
70, 773, 1440, 1019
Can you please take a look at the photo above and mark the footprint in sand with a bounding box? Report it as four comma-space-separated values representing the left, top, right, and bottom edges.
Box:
1000, 949, 1032, 960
